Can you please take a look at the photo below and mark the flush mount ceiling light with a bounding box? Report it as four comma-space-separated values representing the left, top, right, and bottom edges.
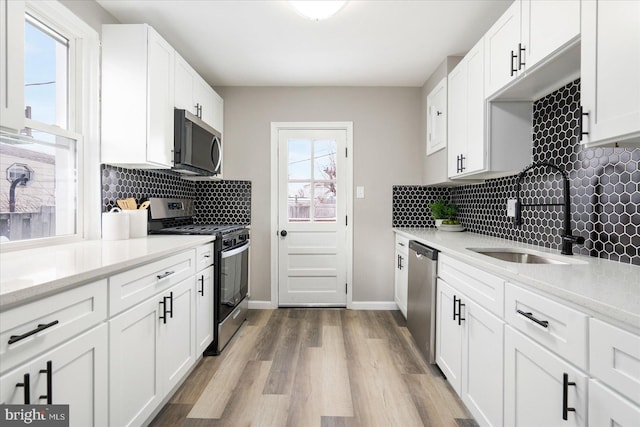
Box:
289, 1, 347, 21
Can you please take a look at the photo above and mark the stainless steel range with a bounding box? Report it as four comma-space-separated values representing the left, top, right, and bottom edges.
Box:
148, 198, 249, 355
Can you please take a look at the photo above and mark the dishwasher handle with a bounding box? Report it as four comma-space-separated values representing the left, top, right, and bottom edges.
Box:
409, 241, 438, 260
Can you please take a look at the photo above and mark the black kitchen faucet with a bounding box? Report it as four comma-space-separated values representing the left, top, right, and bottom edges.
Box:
514, 162, 585, 255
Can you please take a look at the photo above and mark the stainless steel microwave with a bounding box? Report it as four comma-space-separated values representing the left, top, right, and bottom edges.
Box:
173, 109, 222, 176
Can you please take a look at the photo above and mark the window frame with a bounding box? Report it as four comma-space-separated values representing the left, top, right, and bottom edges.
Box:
0, 0, 100, 251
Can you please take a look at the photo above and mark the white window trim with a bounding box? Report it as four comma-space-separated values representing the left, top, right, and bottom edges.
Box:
0, 0, 100, 251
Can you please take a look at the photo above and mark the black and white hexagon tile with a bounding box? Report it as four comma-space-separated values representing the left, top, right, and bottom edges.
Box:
394, 79, 640, 266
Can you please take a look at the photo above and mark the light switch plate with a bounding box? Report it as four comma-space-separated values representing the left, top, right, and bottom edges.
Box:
507, 199, 517, 217
356, 186, 365, 199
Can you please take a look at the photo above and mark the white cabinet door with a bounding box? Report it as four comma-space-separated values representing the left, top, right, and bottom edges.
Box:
484, 0, 521, 97
109, 295, 162, 427
435, 279, 462, 394
160, 276, 196, 393
465, 41, 486, 176
461, 299, 504, 427
193, 76, 216, 126
0, 0, 25, 132
581, 0, 640, 147
589, 380, 640, 427
426, 78, 447, 155
195, 266, 214, 354
101, 24, 175, 169
0, 325, 108, 427
212, 91, 224, 134
394, 248, 408, 318
447, 58, 467, 178
505, 326, 588, 427
521, 0, 580, 70
174, 53, 196, 115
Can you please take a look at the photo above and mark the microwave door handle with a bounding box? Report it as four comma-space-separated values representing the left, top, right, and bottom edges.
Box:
212, 136, 222, 175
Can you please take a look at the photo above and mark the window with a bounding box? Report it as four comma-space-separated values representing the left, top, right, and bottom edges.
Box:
0, 1, 99, 247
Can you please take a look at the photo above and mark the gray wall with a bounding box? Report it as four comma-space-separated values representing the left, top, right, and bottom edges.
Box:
422, 57, 462, 185
216, 87, 422, 302
60, 0, 119, 33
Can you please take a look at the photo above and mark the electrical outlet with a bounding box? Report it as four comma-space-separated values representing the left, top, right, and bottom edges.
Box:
356, 186, 365, 199
507, 199, 517, 217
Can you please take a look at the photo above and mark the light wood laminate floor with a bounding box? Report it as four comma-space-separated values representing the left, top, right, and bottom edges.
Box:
149, 309, 477, 427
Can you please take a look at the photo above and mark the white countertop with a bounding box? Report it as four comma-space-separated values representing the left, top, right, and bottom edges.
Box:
0, 235, 215, 309
394, 228, 640, 331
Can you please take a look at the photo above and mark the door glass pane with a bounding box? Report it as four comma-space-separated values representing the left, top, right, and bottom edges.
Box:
288, 182, 310, 222
314, 139, 337, 181
288, 139, 311, 180
314, 182, 336, 221
24, 14, 69, 129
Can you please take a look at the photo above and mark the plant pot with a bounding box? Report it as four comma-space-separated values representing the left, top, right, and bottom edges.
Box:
435, 219, 443, 228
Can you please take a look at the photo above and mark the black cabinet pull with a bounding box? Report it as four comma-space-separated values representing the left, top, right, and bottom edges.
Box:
518, 43, 526, 70
578, 107, 589, 141
562, 373, 576, 420
39, 360, 53, 404
457, 300, 466, 325
453, 296, 459, 321
399, 255, 404, 270
9, 320, 60, 345
167, 291, 174, 319
510, 50, 518, 76
156, 270, 175, 280
16, 373, 30, 404
159, 297, 168, 324
198, 276, 205, 296
517, 309, 549, 328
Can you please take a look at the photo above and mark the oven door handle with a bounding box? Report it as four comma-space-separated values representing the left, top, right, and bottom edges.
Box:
221, 242, 249, 259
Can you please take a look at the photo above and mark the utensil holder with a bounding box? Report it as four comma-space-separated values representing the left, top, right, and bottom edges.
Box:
125, 209, 148, 238
102, 207, 130, 240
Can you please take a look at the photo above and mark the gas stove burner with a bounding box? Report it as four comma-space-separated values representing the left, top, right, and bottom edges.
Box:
156, 224, 245, 236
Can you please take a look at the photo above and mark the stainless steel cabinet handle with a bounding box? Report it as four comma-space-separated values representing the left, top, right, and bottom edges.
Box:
156, 270, 175, 280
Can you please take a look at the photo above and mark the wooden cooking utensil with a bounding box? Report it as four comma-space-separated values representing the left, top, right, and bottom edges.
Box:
138, 201, 150, 210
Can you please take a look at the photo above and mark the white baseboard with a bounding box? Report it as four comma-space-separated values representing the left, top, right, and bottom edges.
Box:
350, 301, 399, 310
248, 300, 276, 309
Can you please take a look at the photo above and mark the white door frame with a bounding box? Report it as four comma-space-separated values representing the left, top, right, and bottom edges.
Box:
270, 122, 354, 309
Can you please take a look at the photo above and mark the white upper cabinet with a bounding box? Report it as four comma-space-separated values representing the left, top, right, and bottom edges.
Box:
175, 53, 224, 133
580, 0, 640, 147
485, 0, 580, 100
0, 0, 25, 132
102, 24, 175, 169
426, 78, 447, 155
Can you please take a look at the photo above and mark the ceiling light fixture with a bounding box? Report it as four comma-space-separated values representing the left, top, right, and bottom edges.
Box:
289, 1, 347, 21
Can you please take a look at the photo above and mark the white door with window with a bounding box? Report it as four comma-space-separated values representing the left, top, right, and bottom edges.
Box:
276, 126, 350, 306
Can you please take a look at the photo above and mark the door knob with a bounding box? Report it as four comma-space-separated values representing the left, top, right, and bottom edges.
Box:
280, 230, 287, 237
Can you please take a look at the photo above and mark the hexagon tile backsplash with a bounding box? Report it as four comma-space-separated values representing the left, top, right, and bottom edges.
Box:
101, 165, 251, 226
394, 79, 640, 266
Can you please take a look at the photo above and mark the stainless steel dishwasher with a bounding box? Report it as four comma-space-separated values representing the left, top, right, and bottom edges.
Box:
407, 240, 439, 364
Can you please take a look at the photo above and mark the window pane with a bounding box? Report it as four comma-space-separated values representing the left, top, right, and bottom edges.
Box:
288, 182, 310, 222
288, 139, 311, 180
314, 182, 336, 222
314, 139, 337, 181
24, 15, 69, 128
0, 130, 77, 242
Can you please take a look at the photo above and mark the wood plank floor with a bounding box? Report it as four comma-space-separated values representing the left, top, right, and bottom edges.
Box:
149, 309, 477, 427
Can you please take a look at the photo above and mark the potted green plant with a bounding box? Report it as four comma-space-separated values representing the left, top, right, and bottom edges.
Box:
428, 199, 459, 227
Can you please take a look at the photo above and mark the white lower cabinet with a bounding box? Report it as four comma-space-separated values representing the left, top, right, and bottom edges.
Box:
0, 324, 108, 427
195, 265, 214, 354
394, 234, 409, 318
109, 276, 196, 427
436, 278, 504, 427
589, 380, 640, 427
504, 326, 588, 427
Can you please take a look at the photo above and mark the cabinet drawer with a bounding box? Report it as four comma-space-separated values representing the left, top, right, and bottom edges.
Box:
589, 379, 640, 427
395, 234, 409, 255
438, 254, 504, 317
505, 283, 588, 370
589, 318, 640, 405
196, 243, 214, 272
109, 250, 195, 315
0, 280, 107, 374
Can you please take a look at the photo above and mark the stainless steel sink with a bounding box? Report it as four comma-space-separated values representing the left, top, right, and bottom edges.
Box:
468, 248, 575, 265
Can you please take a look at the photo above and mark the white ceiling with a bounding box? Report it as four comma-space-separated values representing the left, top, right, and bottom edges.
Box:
96, 0, 511, 87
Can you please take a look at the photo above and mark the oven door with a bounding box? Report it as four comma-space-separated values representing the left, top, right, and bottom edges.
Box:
219, 241, 249, 321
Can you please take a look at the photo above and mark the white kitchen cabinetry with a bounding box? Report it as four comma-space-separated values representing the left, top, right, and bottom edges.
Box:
426, 78, 447, 155
175, 53, 224, 133
580, 0, 640, 147
436, 256, 504, 427
109, 276, 196, 427
589, 380, 640, 427
0, 0, 24, 132
505, 326, 588, 427
448, 38, 531, 180
0, 325, 108, 427
195, 243, 215, 354
394, 234, 409, 318
102, 24, 175, 169
485, 0, 580, 99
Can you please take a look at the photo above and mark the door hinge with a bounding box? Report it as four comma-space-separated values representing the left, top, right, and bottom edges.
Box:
345, 283, 348, 294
